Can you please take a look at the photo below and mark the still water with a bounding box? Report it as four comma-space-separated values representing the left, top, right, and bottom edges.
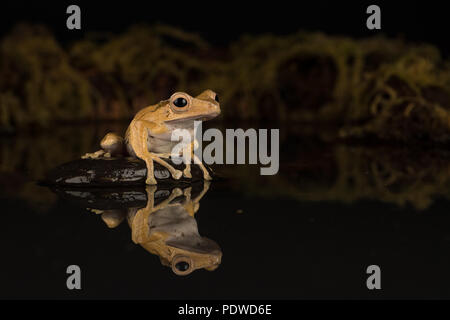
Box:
1, 122, 450, 299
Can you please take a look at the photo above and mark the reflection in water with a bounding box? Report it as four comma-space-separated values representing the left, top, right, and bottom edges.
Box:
220, 144, 450, 210
4, 124, 450, 210
51, 181, 222, 276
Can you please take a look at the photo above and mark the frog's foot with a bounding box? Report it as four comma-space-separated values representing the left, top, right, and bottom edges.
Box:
183, 164, 192, 178
87, 208, 104, 214
143, 153, 182, 184
193, 154, 212, 180
145, 167, 158, 185
172, 169, 183, 180
81, 150, 108, 159
141, 157, 157, 185
193, 180, 211, 203
181, 145, 194, 178
151, 153, 182, 180
183, 187, 192, 201
202, 167, 212, 180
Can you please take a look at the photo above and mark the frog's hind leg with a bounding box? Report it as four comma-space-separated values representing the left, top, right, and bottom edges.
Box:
81, 132, 124, 159
193, 153, 212, 180
150, 154, 183, 180
128, 120, 182, 185
181, 140, 212, 180
100, 132, 125, 157
144, 152, 184, 180
181, 142, 194, 179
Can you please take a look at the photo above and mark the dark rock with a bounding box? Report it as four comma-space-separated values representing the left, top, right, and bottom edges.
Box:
42, 157, 213, 187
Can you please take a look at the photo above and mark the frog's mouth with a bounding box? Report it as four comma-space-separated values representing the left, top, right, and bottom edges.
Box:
165, 112, 219, 123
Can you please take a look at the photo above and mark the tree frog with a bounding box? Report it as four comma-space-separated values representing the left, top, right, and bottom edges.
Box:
82, 90, 220, 184
97, 182, 222, 275
128, 182, 222, 276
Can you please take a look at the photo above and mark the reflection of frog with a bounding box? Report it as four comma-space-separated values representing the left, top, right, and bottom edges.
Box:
82, 90, 221, 184
96, 182, 222, 276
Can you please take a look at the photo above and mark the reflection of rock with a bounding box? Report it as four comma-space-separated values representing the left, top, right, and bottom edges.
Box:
49, 181, 222, 275
42, 157, 213, 186
49, 186, 148, 209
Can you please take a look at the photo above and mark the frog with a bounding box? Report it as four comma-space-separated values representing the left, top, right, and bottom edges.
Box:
82, 90, 221, 184
96, 181, 222, 275
128, 182, 221, 275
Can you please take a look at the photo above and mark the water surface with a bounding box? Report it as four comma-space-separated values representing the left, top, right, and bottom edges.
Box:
1, 123, 450, 299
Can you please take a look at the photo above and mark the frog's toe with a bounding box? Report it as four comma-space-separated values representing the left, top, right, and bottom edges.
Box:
145, 176, 157, 185
172, 170, 183, 180
81, 152, 95, 159
203, 171, 212, 181
82, 150, 106, 159
183, 168, 192, 178
172, 188, 183, 197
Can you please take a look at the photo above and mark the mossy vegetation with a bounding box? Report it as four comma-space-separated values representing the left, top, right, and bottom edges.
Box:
2, 24, 450, 142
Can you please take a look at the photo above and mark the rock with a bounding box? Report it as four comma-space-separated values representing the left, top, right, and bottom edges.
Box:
41, 157, 213, 187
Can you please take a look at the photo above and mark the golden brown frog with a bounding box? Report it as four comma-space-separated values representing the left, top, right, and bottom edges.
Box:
97, 182, 222, 275
82, 90, 220, 184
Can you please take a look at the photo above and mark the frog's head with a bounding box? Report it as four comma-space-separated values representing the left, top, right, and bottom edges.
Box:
162, 90, 221, 124
167, 239, 223, 276
141, 235, 222, 276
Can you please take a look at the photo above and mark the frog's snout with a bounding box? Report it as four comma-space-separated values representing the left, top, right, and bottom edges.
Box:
171, 255, 194, 276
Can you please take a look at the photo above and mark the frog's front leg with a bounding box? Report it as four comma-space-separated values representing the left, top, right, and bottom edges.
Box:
129, 120, 182, 184
196, 158, 212, 180
182, 181, 210, 216
182, 141, 195, 178
131, 186, 183, 244
182, 140, 212, 180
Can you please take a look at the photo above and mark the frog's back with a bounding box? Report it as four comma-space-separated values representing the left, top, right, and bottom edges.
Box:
133, 102, 164, 120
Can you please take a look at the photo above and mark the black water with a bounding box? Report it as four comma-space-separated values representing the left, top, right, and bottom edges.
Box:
1, 123, 450, 299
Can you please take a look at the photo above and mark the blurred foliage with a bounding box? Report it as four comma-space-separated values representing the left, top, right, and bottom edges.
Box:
2, 24, 450, 141
0, 25, 93, 129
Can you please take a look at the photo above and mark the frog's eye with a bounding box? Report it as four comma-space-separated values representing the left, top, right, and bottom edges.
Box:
169, 92, 191, 112
175, 261, 190, 272
215, 94, 219, 103
174, 97, 187, 108
171, 255, 194, 275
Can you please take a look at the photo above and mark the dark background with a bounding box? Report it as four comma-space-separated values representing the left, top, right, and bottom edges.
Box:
2, 0, 450, 300
3, 181, 450, 299
0, 1, 447, 53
